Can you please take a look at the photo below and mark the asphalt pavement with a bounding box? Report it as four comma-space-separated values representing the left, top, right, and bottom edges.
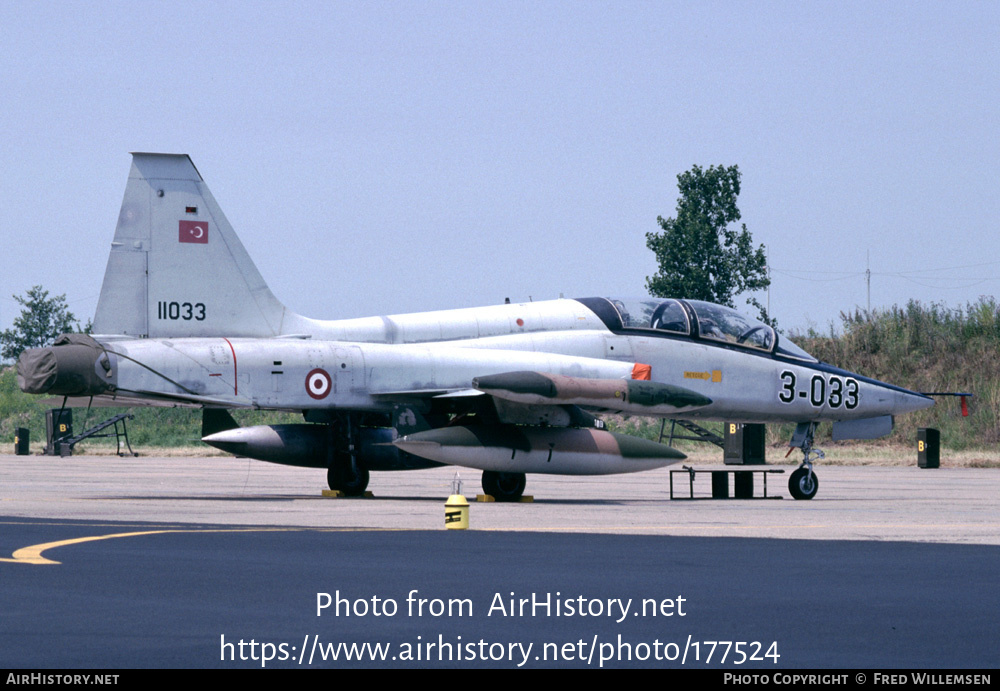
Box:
1, 453, 997, 669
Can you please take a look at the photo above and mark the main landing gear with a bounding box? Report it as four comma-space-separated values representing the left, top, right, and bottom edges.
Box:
326, 415, 370, 496
327, 456, 370, 496
481, 470, 527, 502
787, 422, 822, 500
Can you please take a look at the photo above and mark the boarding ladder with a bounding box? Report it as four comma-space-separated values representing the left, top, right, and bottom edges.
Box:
658, 419, 725, 448
58, 413, 138, 457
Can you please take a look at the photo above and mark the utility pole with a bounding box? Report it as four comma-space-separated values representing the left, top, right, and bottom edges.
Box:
766, 246, 771, 318
866, 250, 871, 313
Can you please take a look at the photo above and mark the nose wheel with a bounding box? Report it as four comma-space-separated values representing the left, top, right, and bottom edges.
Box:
788, 422, 823, 500
789, 465, 819, 500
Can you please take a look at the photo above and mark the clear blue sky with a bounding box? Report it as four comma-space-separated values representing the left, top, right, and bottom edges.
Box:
2, 1, 998, 336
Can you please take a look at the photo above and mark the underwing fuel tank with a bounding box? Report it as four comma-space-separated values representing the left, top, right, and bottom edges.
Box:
201, 424, 441, 471
392, 425, 686, 475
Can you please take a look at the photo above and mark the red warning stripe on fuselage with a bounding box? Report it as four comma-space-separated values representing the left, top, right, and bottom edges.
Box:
222, 338, 237, 395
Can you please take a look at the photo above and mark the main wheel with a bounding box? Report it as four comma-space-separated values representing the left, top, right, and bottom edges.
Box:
788, 467, 818, 500
482, 471, 527, 502
327, 457, 370, 496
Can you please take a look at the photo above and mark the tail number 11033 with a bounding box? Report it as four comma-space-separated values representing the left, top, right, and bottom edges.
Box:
157, 301, 206, 321
779, 371, 859, 409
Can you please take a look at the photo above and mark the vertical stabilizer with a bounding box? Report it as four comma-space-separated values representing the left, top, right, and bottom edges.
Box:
92, 153, 290, 337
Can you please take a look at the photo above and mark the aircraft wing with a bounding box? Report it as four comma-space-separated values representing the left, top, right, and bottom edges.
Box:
470, 371, 711, 416
370, 388, 479, 399
371, 370, 710, 418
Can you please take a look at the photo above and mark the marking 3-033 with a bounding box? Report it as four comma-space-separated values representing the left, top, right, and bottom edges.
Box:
778, 371, 859, 410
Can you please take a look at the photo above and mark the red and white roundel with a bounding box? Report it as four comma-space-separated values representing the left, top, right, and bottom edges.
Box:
305, 368, 332, 399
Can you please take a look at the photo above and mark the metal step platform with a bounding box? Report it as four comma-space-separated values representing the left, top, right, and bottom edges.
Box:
54, 413, 138, 457
669, 465, 785, 500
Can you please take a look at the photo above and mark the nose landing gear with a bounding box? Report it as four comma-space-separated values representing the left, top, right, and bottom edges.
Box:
788, 422, 822, 500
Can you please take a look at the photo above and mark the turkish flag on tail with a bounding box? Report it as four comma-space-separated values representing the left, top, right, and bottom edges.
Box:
179, 220, 209, 244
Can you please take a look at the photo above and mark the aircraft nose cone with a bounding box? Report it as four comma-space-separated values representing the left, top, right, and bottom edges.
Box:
896, 389, 935, 415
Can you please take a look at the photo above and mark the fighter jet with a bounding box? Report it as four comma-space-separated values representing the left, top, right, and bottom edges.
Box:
17, 154, 934, 500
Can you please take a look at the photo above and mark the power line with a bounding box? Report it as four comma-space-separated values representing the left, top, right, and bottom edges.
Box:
769, 256, 999, 307
772, 258, 1000, 279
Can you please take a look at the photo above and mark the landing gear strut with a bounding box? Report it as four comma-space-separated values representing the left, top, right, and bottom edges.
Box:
326, 415, 370, 496
788, 422, 822, 500
482, 470, 526, 502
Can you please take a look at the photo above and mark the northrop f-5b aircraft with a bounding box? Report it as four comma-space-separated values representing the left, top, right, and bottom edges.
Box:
17, 154, 934, 500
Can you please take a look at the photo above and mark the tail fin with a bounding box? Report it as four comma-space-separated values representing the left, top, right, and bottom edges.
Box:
92, 153, 291, 338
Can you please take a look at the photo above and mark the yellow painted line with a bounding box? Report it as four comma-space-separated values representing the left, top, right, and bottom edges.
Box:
0, 527, 400, 566
4, 530, 184, 565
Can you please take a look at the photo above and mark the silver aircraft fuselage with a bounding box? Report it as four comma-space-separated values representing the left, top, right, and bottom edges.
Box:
81, 297, 930, 424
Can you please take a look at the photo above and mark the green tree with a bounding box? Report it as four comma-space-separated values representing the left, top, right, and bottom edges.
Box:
645, 164, 770, 319
0, 286, 82, 362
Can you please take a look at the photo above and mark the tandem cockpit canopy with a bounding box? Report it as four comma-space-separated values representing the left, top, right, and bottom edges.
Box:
588, 297, 816, 362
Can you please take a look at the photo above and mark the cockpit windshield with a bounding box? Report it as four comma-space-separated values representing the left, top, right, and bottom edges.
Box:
599, 297, 816, 362
685, 300, 773, 351
774, 335, 816, 361
608, 298, 689, 334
